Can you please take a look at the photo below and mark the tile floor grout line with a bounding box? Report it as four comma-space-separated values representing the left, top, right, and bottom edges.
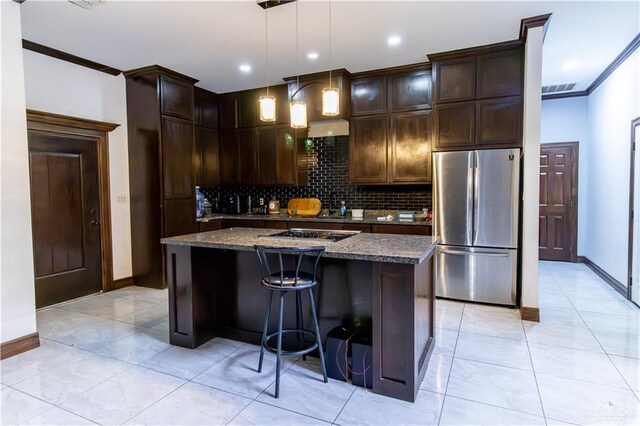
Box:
14, 390, 100, 425
548, 265, 640, 397
330, 383, 358, 424
436, 300, 464, 425
520, 314, 548, 425
118, 379, 193, 425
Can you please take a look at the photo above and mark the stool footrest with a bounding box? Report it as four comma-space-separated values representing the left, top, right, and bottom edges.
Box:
263, 329, 319, 357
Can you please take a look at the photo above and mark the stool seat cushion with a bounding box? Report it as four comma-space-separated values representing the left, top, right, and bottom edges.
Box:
261, 271, 317, 289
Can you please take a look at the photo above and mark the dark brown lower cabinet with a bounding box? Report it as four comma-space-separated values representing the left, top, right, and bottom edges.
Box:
372, 224, 431, 235
198, 221, 222, 232
163, 199, 197, 237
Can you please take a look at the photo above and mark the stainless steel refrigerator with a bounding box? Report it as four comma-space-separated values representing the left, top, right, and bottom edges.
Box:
433, 148, 520, 306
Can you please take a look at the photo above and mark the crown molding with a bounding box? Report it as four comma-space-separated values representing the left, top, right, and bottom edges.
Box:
22, 39, 122, 76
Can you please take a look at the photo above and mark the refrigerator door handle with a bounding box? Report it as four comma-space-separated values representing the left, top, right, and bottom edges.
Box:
472, 150, 479, 245
466, 152, 475, 245
440, 249, 509, 258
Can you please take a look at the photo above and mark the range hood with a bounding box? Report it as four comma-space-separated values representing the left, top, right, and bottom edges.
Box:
307, 118, 350, 138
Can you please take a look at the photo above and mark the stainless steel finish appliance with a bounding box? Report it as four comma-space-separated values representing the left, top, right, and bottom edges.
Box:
263, 228, 360, 242
434, 148, 520, 306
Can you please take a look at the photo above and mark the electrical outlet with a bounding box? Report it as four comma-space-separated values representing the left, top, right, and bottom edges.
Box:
116, 195, 128, 204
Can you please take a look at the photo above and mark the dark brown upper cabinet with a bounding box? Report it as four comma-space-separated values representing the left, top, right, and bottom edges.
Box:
160, 75, 194, 120
256, 125, 301, 186
219, 84, 289, 129
433, 58, 476, 103
238, 129, 258, 186
219, 130, 240, 185
390, 69, 432, 112
161, 116, 195, 199
284, 69, 352, 122
477, 50, 523, 99
349, 115, 388, 184
351, 76, 387, 116
390, 110, 432, 183
477, 96, 522, 146
195, 126, 220, 187
434, 102, 476, 149
194, 87, 219, 128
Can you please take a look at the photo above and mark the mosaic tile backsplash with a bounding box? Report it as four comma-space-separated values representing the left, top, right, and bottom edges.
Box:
201, 136, 432, 211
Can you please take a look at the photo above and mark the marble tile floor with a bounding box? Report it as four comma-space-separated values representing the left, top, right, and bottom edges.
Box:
1, 261, 639, 425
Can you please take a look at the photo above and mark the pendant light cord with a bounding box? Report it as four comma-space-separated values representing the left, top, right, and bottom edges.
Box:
296, 1, 300, 94
329, 0, 332, 87
265, 4, 269, 96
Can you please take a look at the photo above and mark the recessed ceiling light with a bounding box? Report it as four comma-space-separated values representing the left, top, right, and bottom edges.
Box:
307, 52, 319, 60
561, 60, 579, 72
239, 64, 251, 73
387, 36, 402, 46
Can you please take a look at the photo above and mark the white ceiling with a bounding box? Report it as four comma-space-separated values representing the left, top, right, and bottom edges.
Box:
20, 0, 640, 93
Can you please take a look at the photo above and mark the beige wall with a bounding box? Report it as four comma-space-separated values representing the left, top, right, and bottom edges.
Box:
22, 51, 132, 280
0, 1, 37, 343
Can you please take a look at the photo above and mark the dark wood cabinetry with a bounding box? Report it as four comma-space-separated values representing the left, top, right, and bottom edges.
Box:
350, 115, 389, 184
390, 69, 432, 111
430, 42, 524, 151
352, 76, 387, 116
125, 66, 198, 288
161, 116, 195, 198
219, 130, 241, 186
238, 129, 258, 185
256, 125, 300, 186
194, 87, 219, 128
349, 65, 432, 184
284, 69, 352, 122
219, 84, 289, 129
195, 126, 220, 186
390, 110, 432, 183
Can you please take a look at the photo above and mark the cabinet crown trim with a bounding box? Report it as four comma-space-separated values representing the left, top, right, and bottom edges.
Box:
123, 65, 199, 83
427, 39, 523, 62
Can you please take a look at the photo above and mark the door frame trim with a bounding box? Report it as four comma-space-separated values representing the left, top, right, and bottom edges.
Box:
26, 109, 119, 293
627, 116, 640, 302
540, 141, 579, 262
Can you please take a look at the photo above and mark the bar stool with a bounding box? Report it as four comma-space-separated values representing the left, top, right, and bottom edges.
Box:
254, 245, 328, 398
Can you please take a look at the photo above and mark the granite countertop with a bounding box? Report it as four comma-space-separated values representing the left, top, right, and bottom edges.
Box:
161, 227, 439, 265
198, 213, 433, 227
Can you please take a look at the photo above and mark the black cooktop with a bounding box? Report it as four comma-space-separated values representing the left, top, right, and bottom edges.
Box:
264, 228, 359, 242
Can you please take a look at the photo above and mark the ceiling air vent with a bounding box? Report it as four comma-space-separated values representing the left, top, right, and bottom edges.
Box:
68, 0, 105, 10
542, 83, 577, 94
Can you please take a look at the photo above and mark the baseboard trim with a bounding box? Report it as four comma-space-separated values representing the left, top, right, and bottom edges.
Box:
581, 257, 628, 298
0, 332, 40, 360
577, 256, 587, 263
520, 306, 540, 322
113, 276, 133, 290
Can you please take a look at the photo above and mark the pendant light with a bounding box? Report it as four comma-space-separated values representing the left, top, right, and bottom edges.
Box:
259, 4, 276, 122
290, 1, 307, 129
322, 0, 339, 116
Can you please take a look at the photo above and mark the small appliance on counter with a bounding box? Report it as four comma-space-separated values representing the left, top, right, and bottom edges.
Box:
268, 196, 280, 215
351, 209, 364, 220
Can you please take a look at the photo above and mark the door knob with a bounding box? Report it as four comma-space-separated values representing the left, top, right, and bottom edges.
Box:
90, 208, 100, 225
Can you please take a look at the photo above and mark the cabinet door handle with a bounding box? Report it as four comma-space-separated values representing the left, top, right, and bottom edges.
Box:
90, 208, 100, 225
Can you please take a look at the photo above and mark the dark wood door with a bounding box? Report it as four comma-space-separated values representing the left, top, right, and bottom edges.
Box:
477, 49, 523, 99
390, 110, 431, 183
195, 126, 220, 187
162, 116, 195, 198
219, 130, 240, 185
349, 115, 389, 184
351, 76, 387, 116
434, 102, 475, 149
476, 97, 522, 146
28, 133, 102, 308
390, 70, 432, 112
164, 199, 197, 237
276, 127, 298, 185
257, 127, 277, 185
194, 87, 219, 129
238, 128, 258, 185
434, 58, 476, 103
539, 143, 578, 261
160, 76, 194, 120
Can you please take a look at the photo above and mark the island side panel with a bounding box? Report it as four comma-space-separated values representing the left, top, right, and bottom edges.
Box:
372, 252, 435, 402
165, 244, 217, 348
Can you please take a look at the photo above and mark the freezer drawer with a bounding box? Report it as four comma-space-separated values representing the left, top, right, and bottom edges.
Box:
435, 245, 516, 306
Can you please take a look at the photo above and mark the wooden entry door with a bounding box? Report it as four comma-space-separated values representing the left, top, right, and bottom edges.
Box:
28, 133, 103, 307
539, 143, 578, 262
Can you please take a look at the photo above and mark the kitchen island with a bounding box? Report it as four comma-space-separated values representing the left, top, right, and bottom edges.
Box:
161, 227, 438, 402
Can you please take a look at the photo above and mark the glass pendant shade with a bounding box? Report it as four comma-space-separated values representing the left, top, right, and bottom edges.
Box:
290, 101, 308, 128
259, 95, 277, 122
322, 87, 340, 116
